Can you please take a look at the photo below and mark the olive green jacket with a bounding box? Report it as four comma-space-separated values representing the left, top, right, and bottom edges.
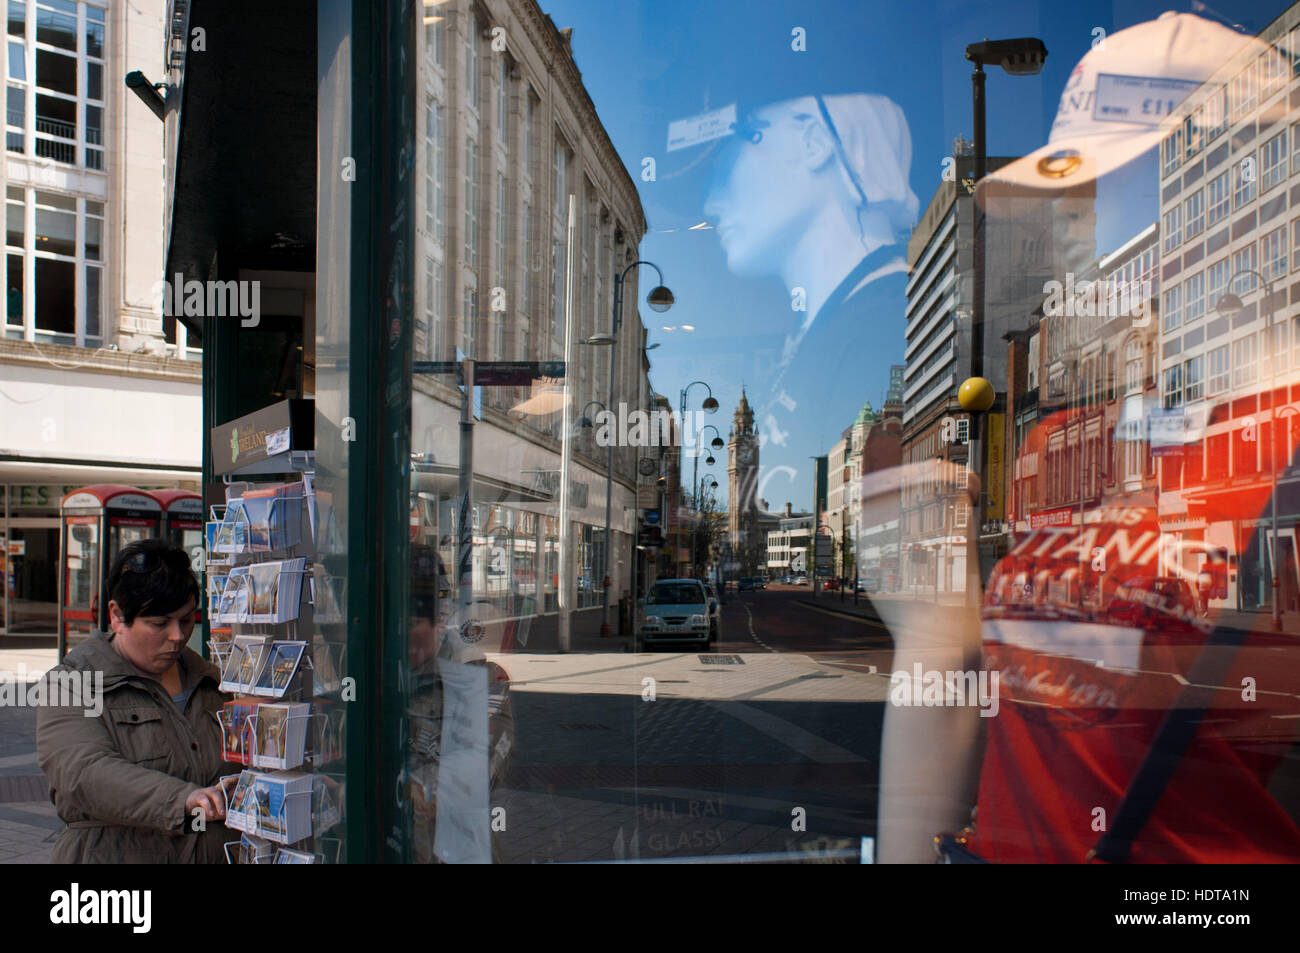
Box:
36, 632, 240, 863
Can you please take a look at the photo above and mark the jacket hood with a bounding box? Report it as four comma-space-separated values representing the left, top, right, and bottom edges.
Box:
61, 631, 221, 695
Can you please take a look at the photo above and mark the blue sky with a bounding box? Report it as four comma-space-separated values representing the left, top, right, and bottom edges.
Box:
542, 0, 1290, 510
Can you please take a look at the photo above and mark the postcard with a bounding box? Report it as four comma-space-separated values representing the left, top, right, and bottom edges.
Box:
253, 641, 306, 697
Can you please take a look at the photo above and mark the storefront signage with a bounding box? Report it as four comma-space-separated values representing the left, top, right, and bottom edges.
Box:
529, 470, 589, 508
987, 413, 1005, 518
210, 399, 314, 475
6, 485, 77, 510
1028, 508, 1074, 530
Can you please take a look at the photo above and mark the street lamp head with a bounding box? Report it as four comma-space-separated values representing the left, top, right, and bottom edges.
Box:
702, 396, 719, 413
584, 333, 617, 346
710, 436, 725, 449
709, 480, 718, 489
966, 37, 1047, 75
646, 285, 675, 313
705, 455, 716, 466
1213, 292, 1245, 315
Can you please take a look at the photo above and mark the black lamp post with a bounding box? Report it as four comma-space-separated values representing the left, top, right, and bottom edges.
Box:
962, 36, 1047, 603
587, 260, 673, 637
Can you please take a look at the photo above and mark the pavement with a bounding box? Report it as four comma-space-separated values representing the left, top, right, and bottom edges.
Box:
0, 640, 61, 863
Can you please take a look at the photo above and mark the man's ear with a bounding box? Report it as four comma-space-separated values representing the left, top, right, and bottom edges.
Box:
798, 116, 837, 172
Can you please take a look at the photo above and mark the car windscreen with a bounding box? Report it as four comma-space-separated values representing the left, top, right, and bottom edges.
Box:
648, 583, 704, 605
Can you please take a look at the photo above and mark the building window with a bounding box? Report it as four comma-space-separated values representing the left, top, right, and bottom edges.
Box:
424, 256, 444, 360
1268, 319, 1289, 377
1162, 284, 1182, 332
519, 316, 529, 360
424, 8, 444, 67
1293, 121, 1300, 176
1205, 86, 1228, 142
1163, 364, 1183, 409
1208, 343, 1230, 395
953, 500, 968, 529
6, 0, 104, 169
521, 201, 532, 315
425, 98, 445, 244
1183, 111, 1202, 159
1183, 354, 1203, 402
6, 186, 104, 346
462, 286, 477, 357
464, 136, 478, 271
1232, 334, 1257, 389
1261, 225, 1287, 282
1183, 271, 1204, 324
1207, 170, 1230, 227
1125, 339, 1143, 394
1162, 129, 1183, 178
496, 54, 509, 144
1260, 43, 1286, 99
494, 171, 506, 292
464, 13, 479, 109
522, 91, 533, 175
1262, 131, 1287, 192
1162, 205, 1182, 253
1233, 155, 1257, 209
553, 137, 569, 221
1232, 245, 1258, 294
1208, 257, 1229, 312
1228, 62, 1256, 121
1184, 189, 1204, 241
955, 417, 968, 444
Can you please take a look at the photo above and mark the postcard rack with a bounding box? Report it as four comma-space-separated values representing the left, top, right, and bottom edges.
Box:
207, 415, 344, 862
213, 705, 321, 771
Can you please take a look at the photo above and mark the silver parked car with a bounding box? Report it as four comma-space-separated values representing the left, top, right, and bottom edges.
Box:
639, 578, 711, 651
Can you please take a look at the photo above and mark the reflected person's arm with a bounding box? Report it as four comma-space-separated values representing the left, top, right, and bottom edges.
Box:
860, 460, 985, 863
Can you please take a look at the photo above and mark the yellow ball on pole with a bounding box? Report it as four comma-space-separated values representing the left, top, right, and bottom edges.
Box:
958, 377, 995, 413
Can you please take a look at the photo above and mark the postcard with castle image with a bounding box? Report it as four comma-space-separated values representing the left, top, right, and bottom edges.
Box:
254, 641, 306, 697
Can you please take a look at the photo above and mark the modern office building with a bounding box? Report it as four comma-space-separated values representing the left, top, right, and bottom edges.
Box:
766, 503, 813, 576
1154, 8, 1300, 613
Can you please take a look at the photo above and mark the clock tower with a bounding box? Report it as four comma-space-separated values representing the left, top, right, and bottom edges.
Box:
728, 390, 760, 569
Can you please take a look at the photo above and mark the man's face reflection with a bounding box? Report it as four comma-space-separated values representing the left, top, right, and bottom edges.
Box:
705, 103, 820, 278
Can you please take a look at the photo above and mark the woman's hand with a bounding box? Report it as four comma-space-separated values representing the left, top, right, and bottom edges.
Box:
186, 778, 235, 822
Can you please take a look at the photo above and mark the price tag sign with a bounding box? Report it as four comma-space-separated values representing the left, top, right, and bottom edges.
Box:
1093, 73, 1202, 124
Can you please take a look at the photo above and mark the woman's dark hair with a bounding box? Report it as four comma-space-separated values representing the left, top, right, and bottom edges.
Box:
106, 539, 201, 626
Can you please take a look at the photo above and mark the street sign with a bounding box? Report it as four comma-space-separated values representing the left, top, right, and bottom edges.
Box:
412, 360, 565, 386
644, 510, 660, 525
815, 529, 832, 573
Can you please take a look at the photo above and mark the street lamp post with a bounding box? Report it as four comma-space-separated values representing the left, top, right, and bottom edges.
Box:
961, 36, 1047, 605
680, 380, 719, 577
695, 424, 725, 513
1214, 269, 1283, 632
586, 260, 673, 638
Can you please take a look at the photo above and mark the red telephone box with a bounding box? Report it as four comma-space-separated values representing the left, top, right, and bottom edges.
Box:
151, 489, 205, 552
58, 485, 161, 658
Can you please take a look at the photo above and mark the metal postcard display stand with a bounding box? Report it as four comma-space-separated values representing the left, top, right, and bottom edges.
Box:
207, 408, 344, 865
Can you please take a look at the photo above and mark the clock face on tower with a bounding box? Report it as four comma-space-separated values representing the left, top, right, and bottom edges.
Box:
738, 444, 755, 465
